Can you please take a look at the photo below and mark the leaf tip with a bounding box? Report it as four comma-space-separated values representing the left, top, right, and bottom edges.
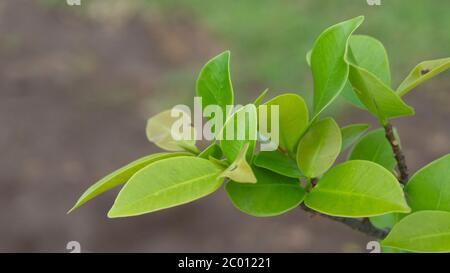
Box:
350, 15, 365, 26
66, 206, 76, 215
218, 50, 231, 60
107, 207, 120, 219
67, 198, 84, 214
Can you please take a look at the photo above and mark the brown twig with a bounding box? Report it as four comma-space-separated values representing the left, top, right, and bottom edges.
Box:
300, 205, 388, 239
384, 123, 409, 184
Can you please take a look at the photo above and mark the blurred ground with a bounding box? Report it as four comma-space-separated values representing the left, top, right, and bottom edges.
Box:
0, 0, 449, 252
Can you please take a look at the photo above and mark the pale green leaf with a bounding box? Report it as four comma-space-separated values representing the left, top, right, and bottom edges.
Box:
146, 109, 197, 152
264, 93, 309, 154
347, 64, 414, 124
340, 123, 370, 152
108, 157, 224, 217
342, 35, 391, 108
221, 144, 257, 183
254, 150, 302, 178
220, 104, 257, 163
226, 167, 305, 217
382, 210, 450, 253
69, 152, 191, 213
297, 118, 341, 178
405, 154, 450, 212
311, 16, 364, 116
348, 128, 396, 171
397, 57, 450, 97
196, 51, 234, 117
305, 160, 410, 217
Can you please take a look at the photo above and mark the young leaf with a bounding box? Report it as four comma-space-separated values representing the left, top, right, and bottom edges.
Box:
264, 93, 308, 154
108, 157, 225, 217
226, 167, 305, 217
146, 109, 197, 152
342, 35, 391, 108
69, 152, 191, 213
253, 88, 269, 107
305, 160, 410, 217
311, 16, 364, 117
382, 211, 450, 253
348, 128, 396, 171
254, 150, 302, 178
196, 51, 234, 118
397, 57, 450, 97
221, 144, 257, 183
340, 123, 370, 152
220, 104, 257, 163
405, 154, 450, 212
297, 118, 341, 178
347, 64, 415, 124
198, 142, 222, 160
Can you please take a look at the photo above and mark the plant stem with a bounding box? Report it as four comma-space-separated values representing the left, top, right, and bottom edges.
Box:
384, 123, 409, 184
301, 205, 388, 239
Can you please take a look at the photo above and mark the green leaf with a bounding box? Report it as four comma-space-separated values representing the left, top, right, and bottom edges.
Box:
196, 51, 234, 117
221, 144, 257, 183
382, 210, 450, 253
208, 157, 230, 169
370, 213, 402, 230
311, 16, 364, 116
381, 246, 407, 253
69, 152, 191, 213
264, 93, 309, 154
198, 142, 222, 160
397, 57, 450, 97
220, 104, 257, 163
297, 118, 341, 178
253, 88, 269, 107
340, 81, 364, 109
347, 64, 415, 124
348, 35, 392, 86
226, 167, 305, 217
146, 109, 197, 152
340, 123, 370, 152
405, 154, 450, 212
305, 160, 410, 217
254, 150, 302, 178
342, 35, 391, 109
108, 157, 225, 217
348, 128, 396, 171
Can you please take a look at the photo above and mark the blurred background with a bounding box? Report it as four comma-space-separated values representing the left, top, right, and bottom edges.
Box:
1, 0, 449, 252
